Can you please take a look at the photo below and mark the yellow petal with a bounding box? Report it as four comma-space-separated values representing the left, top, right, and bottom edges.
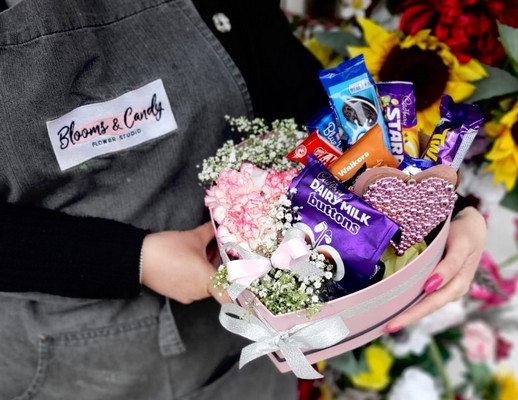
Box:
496, 369, 518, 400
455, 59, 488, 81
485, 157, 518, 191
351, 18, 400, 61
502, 170, 517, 191
486, 132, 516, 160
417, 104, 441, 135
356, 18, 390, 48
484, 121, 506, 138
304, 37, 334, 68
445, 80, 476, 103
500, 107, 518, 128
350, 344, 393, 391
347, 46, 369, 59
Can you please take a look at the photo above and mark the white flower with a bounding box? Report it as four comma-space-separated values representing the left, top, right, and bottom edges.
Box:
338, 0, 372, 20
385, 300, 466, 357
387, 368, 441, 400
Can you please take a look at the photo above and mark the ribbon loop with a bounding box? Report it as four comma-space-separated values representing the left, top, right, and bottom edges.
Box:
221, 227, 324, 300
219, 303, 350, 380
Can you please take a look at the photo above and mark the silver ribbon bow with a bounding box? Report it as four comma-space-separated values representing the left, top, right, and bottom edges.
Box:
219, 303, 350, 380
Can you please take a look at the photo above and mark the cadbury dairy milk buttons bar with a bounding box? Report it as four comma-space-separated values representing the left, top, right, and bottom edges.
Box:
289, 155, 400, 294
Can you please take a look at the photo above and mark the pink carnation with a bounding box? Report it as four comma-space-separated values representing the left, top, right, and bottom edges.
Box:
461, 320, 496, 363
205, 163, 268, 224
218, 191, 270, 250
205, 164, 295, 251
263, 168, 299, 198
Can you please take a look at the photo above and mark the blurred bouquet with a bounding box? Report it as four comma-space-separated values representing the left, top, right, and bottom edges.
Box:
288, 0, 518, 212
279, 0, 518, 397
298, 218, 518, 400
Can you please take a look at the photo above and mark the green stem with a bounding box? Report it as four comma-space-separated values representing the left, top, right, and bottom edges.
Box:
428, 339, 454, 400
499, 253, 518, 269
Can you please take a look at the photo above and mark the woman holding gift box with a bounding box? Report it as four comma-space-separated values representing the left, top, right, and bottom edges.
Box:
0, 0, 486, 399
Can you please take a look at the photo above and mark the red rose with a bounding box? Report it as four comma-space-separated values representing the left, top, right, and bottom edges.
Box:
397, 0, 518, 66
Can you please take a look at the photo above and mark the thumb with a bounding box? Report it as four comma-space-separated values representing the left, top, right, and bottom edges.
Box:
194, 221, 216, 245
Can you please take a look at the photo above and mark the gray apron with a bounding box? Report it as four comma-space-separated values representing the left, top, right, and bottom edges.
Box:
0, 0, 296, 398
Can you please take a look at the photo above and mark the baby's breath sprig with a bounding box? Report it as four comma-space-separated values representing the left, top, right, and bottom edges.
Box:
210, 265, 229, 291
198, 116, 306, 185
247, 250, 335, 317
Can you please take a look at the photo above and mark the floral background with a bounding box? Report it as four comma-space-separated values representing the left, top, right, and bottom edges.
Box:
279, 0, 518, 399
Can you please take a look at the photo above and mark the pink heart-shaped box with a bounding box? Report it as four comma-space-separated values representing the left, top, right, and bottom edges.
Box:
234, 215, 450, 373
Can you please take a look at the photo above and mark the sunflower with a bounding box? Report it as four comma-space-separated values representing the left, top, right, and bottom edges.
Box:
347, 18, 487, 135
484, 101, 518, 191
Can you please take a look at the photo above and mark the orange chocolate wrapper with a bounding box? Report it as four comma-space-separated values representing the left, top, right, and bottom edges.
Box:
329, 124, 399, 182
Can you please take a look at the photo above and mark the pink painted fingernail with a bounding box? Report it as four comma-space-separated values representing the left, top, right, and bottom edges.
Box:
424, 273, 443, 294
383, 326, 402, 334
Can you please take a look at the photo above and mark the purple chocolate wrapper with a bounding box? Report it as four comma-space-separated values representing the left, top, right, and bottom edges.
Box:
398, 154, 435, 173
377, 82, 417, 129
422, 95, 484, 170
289, 155, 400, 294
377, 81, 417, 163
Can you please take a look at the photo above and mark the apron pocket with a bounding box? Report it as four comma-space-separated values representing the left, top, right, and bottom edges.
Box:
10, 315, 173, 400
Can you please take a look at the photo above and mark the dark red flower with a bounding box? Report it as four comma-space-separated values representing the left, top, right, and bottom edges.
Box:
496, 333, 513, 361
298, 378, 322, 400
396, 0, 518, 66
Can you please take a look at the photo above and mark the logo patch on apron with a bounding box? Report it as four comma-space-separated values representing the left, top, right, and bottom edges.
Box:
46, 79, 177, 170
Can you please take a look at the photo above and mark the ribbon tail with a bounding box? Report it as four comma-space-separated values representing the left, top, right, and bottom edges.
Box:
239, 340, 279, 369
226, 282, 248, 300
278, 341, 323, 380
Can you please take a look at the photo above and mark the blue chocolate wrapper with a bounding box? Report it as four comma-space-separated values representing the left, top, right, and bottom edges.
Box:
398, 154, 435, 174
306, 106, 345, 151
289, 155, 400, 294
319, 54, 390, 150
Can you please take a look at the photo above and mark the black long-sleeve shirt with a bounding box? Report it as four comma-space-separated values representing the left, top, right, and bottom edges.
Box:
0, 0, 329, 298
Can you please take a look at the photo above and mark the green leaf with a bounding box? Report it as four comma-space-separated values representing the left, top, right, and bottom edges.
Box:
466, 64, 518, 103
468, 362, 493, 394
500, 184, 518, 212
313, 31, 365, 56
498, 21, 518, 75
327, 352, 369, 376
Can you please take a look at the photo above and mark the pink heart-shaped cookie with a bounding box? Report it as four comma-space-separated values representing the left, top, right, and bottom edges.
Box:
352, 165, 458, 255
